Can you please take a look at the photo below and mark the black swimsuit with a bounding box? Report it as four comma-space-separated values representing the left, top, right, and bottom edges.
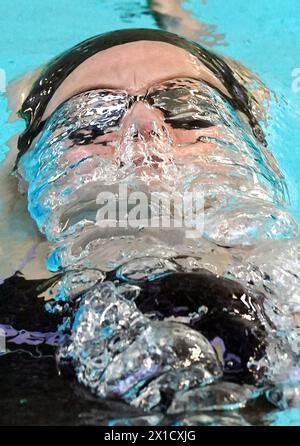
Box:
0, 268, 269, 384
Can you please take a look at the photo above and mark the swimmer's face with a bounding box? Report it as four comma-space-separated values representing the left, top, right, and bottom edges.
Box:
29, 41, 235, 176
17, 41, 277, 239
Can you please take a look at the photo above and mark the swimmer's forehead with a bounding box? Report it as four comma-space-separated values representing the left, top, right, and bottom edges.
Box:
43, 41, 231, 119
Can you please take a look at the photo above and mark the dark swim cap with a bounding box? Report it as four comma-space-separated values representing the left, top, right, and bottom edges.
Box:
16, 28, 265, 167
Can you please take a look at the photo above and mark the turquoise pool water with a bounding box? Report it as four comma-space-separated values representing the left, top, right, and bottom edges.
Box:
0, 0, 300, 426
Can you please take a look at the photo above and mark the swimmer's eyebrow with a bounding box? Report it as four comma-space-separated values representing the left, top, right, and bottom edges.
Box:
41, 76, 233, 120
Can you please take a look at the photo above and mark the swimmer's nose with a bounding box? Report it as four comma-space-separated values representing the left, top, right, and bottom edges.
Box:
120, 101, 170, 141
